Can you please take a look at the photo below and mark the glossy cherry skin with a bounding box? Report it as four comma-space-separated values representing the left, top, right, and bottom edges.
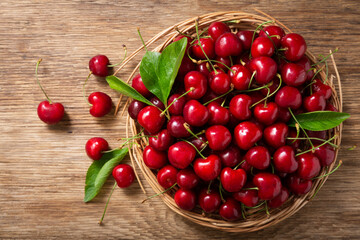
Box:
205, 125, 232, 151
281, 63, 307, 87
207, 102, 230, 126
218, 145, 242, 168
286, 175, 312, 195
89, 55, 110, 77
112, 164, 135, 188
267, 187, 289, 208
167, 116, 192, 138
312, 79, 332, 100
192, 38, 215, 59
228, 64, 251, 90
303, 93, 326, 112
219, 198, 242, 221
176, 168, 200, 190
167, 93, 186, 116
168, 141, 196, 169
183, 100, 209, 127
259, 25, 285, 48
313, 144, 336, 167
264, 122, 289, 149
234, 121, 263, 150
128, 100, 146, 119
157, 165, 178, 189
85, 137, 109, 160
244, 146, 271, 170
132, 74, 152, 98
233, 186, 259, 207
273, 146, 298, 173
149, 129, 174, 151
254, 102, 279, 126
190, 134, 207, 151
215, 32, 243, 57
196, 62, 211, 77
150, 96, 165, 110
275, 86, 302, 109
220, 167, 247, 192
237, 31, 255, 50
88, 92, 112, 117
248, 56, 277, 85
281, 33, 307, 61
193, 154, 222, 181
184, 71, 208, 99
251, 37, 275, 58
208, 21, 231, 41
174, 189, 196, 211
178, 56, 196, 77
143, 145, 167, 170
240, 159, 252, 172
199, 188, 221, 213
278, 107, 291, 123
137, 106, 165, 134
209, 71, 231, 95
295, 56, 314, 81
215, 56, 232, 71
296, 153, 321, 179
37, 101, 64, 124
229, 94, 252, 120
253, 173, 282, 200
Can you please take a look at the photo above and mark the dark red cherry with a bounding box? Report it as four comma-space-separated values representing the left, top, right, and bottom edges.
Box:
89, 55, 110, 77
167, 116, 192, 138
260, 76, 280, 96
248, 56, 277, 85
137, 106, 165, 134
207, 102, 230, 126
177, 168, 200, 190
229, 94, 252, 121
234, 121, 263, 150
192, 38, 215, 59
208, 21, 231, 41
278, 107, 291, 123
275, 86, 302, 109
273, 145, 298, 173
201, 89, 223, 105
85, 137, 109, 160
297, 153, 321, 179
244, 146, 271, 170
240, 159, 252, 172
112, 164, 135, 188
219, 198, 242, 221
199, 188, 221, 213
220, 167, 247, 192
215, 32, 243, 57
128, 100, 146, 119
281, 33, 307, 61
286, 175, 312, 195
254, 102, 279, 125
304, 93, 326, 112
248, 91, 265, 107
281, 63, 307, 87
149, 129, 174, 151
233, 185, 259, 207
251, 37, 275, 58
37, 101, 64, 124
326, 103, 338, 112
311, 79, 332, 100
190, 134, 207, 151
143, 145, 167, 169
174, 189, 196, 211
167, 93, 186, 116
132, 74, 152, 98
259, 25, 285, 48
267, 187, 289, 208
237, 31, 256, 50
264, 122, 289, 149
228, 64, 251, 90
196, 62, 211, 77
313, 144, 336, 167
183, 100, 209, 127
88, 92, 112, 117
150, 96, 165, 110
209, 71, 231, 95
218, 145, 242, 168
168, 141, 196, 169
253, 173, 282, 200
193, 154, 222, 181
215, 56, 232, 71
178, 56, 196, 77
184, 71, 207, 99
157, 165, 178, 189
205, 125, 232, 151
286, 129, 301, 150
295, 56, 314, 81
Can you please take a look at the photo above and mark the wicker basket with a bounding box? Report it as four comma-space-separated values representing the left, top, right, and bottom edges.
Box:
114, 11, 343, 232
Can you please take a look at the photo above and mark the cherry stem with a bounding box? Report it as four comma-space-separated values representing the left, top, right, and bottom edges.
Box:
318, 54, 329, 83
249, 20, 274, 58
237, 82, 272, 93
99, 182, 117, 225
161, 88, 194, 116
270, 163, 275, 174
242, 187, 259, 191
142, 183, 177, 203
137, 28, 148, 52
277, 48, 287, 51
180, 138, 206, 159
258, 25, 278, 51
120, 129, 144, 148
287, 137, 338, 148
291, 122, 300, 144
35, 59, 52, 103
174, 27, 193, 38
208, 59, 235, 74
265, 201, 270, 216
241, 203, 246, 219
219, 182, 225, 203
244, 200, 265, 209
288, 107, 315, 149
207, 180, 213, 194
203, 86, 234, 106
233, 159, 245, 170
250, 73, 282, 108
107, 45, 127, 67
312, 160, 342, 180
296, 134, 337, 157
83, 71, 93, 107
248, 71, 256, 89
229, 56, 233, 66
311, 48, 339, 67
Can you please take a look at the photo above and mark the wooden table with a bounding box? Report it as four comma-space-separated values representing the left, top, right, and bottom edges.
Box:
1, 0, 359, 239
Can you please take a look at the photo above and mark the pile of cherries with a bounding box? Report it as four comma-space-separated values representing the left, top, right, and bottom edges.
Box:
127, 21, 337, 221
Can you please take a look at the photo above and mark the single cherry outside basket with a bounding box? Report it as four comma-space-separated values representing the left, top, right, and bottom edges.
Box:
113, 11, 343, 232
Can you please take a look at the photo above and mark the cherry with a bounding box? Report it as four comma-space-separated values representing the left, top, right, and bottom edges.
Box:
183, 100, 209, 127
312, 79, 332, 100
167, 116, 192, 138
286, 174, 312, 195
193, 154, 222, 181
150, 96, 165, 110
234, 121, 263, 150
281, 63, 307, 87
168, 141, 196, 169
88, 92, 112, 117
89, 55, 110, 77
37, 101, 64, 124
304, 93, 326, 112
253, 173, 282, 200
168, 93, 186, 115
157, 165, 178, 189
199, 188, 221, 213
208, 21, 231, 41
244, 146, 271, 170
205, 125, 232, 151
218, 145, 242, 168
295, 56, 314, 81
286, 129, 301, 150
273, 145, 298, 173
326, 103, 338, 112
209, 71, 231, 94
201, 89, 223, 105
207, 102, 230, 126
192, 38, 215, 59
149, 129, 174, 151
174, 189, 196, 211
248, 56, 277, 85
254, 102, 279, 125
132, 74, 152, 98
228, 64, 252, 90
184, 71, 207, 99
229, 94, 252, 120
190, 134, 207, 151
259, 25, 285, 48
264, 122, 289, 149
281, 33, 307, 61
278, 107, 291, 123
233, 185, 259, 207
137, 106, 165, 134
178, 56, 196, 77
215, 56, 232, 71
275, 86, 302, 109
297, 153, 321, 179
112, 164, 135, 188
128, 100, 146, 119
259, 76, 280, 96
251, 36, 275, 58
267, 187, 289, 208
219, 198, 242, 221
237, 31, 256, 50
143, 145, 167, 169
240, 159, 252, 172
313, 144, 336, 167
177, 168, 200, 189
220, 167, 247, 192
196, 62, 211, 77
215, 32, 243, 57
85, 137, 109, 160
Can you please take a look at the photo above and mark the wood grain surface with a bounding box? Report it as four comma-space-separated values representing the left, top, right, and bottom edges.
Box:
1, 0, 359, 239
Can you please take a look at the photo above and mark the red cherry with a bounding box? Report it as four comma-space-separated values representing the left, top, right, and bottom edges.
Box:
184, 71, 208, 99
215, 32, 243, 57
278, 107, 291, 123
176, 168, 200, 190
264, 122, 289, 149
251, 37, 275, 58
88, 92, 112, 117
218, 145, 242, 168
313, 144, 336, 167
201, 89, 223, 105
157, 165, 178, 189
219, 198, 242, 221
286, 129, 301, 150
237, 31, 256, 50
326, 103, 338, 112
196, 62, 211, 77
131, 74, 152, 97
199, 188, 221, 213
167, 93, 186, 116
192, 38, 215, 59
174, 189, 196, 211
150, 96, 165, 110
286, 174, 312, 195
229, 94, 252, 120
220, 167, 247, 192
259, 25, 285, 48
207, 102, 230, 126
275, 86, 302, 109
205, 125, 232, 151
240, 158, 252, 172
244, 146, 271, 170
85, 137, 109, 160
267, 187, 289, 208
183, 100, 209, 127
234, 121, 263, 150
273, 145, 298, 173
209, 71, 231, 95
311, 79, 332, 100
253, 173, 282, 200
259, 76, 280, 96
143, 145, 167, 169
193, 154, 222, 181
178, 56, 196, 77
149, 129, 174, 151
89, 55, 110, 77
281, 33, 307, 61
254, 102, 279, 125
248, 56, 277, 84
208, 21, 231, 41
248, 91, 265, 107
137, 106, 165, 134
128, 100, 146, 119
297, 153, 321, 179
215, 56, 232, 71
304, 93, 326, 112
228, 64, 251, 91
167, 116, 192, 138
168, 141, 196, 169
233, 185, 259, 207
281, 63, 307, 87
37, 101, 64, 124
112, 164, 135, 188
295, 56, 314, 81
190, 134, 207, 151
